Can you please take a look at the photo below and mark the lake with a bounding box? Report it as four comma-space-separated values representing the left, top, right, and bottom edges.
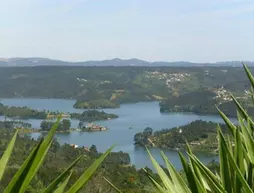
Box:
0, 98, 233, 170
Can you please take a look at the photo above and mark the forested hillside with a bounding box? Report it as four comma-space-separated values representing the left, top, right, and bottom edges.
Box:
0, 123, 158, 192
134, 120, 229, 153
0, 66, 251, 109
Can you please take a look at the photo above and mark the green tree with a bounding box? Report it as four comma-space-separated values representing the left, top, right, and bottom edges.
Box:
143, 127, 153, 138
134, 133, 143, 144
89, 144, 98, 157
78, 121, 84, 129
40, 120, 53, 131
61, 119, 71, 131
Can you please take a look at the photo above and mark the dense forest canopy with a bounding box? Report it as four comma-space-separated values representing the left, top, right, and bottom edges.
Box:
0, 66, 251, 101
71, 110, 118, 122
0, 122, 158, 192
134, 120, 229, 153
0, 65, 253, 113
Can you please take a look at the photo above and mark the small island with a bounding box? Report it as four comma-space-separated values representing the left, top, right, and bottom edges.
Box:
73, 99, 120, 109
134, 120, 229, 154
70, 109, 118, 122
81, 123, 108, 132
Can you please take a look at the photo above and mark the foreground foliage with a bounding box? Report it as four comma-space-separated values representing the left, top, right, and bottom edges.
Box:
2, 64, 254, 192
0, 117, 114, 193
143, 64, 254, 193
105, 64, 254, 192
0, 123, 155, 192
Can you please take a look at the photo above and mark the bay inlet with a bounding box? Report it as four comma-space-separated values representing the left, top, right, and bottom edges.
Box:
0, 98, 233, 170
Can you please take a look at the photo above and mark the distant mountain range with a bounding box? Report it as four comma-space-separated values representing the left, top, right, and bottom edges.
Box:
0, 57, 253, 67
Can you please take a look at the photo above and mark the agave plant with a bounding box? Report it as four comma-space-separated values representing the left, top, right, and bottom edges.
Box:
106, 64, 254, 193
0, 117, 114, 193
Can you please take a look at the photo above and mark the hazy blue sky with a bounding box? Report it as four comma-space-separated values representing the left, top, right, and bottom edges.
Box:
0, 0, 254, 62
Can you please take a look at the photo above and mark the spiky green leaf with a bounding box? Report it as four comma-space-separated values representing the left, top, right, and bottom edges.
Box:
54, 171, 72, 193
219, 129, 253, 193
103, 177, 122, 193
4, 139, 43, 193
43, 154, 84, 193
146, 148, 176, 192
0, 130, 18, 181
217, 107, 236, 136
161, 151, 191, 193
66, 145, 114, 193
19, 117, 61, 193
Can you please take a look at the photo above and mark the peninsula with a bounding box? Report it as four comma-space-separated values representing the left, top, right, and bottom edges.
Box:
134, 120, 229, 154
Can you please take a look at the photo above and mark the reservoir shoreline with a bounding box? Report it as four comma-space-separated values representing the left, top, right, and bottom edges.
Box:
0, 98, 233, 170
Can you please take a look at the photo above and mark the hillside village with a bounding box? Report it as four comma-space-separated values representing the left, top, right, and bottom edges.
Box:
213, 86, 232, 102
145, 71, 191, 88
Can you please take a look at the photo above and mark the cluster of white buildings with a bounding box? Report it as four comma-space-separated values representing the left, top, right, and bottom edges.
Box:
145, 71, 190, 87
76, 78, 88, 82
99, 80, 112, 84
213, 86, 232, 101
145, 71, 168, 80
165, 73, 190, 87
76, 78, 112, 86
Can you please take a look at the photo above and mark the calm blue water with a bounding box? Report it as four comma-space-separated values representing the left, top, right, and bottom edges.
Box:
0, 98, 234, 170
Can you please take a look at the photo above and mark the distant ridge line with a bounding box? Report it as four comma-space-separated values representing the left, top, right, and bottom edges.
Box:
0, 57, 253, 67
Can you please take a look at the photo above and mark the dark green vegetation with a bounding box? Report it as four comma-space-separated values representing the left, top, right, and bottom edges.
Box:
0, 66, 252, 110
0, 121, 159, 192
109, 64, 254, 193
0, 103, 48, 119
134, 120, 228, 154
71, 110, 118, 122
2, 64, 254, 192
160, 88, 254, 117
40, 119, 71, 131
0, 101, 118, 123
74, 99, 120, 109
131, 64, 254, 193
0, 120, 32, 129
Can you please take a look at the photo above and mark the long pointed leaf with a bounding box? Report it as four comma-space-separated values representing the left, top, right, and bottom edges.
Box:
241, 119, 254, 164
4, 139, 43, 193
161, 151, 190, 193
66, 145, 114, 193
231, 94, 254, 128
103, 177, 122, 193
219, 129, 253, 193
143, 169, 168, 193
145, 148, 176, 193
243, 63, 254, 89
188, 156, 226, 193
217, 107, 236, 136
218, 126, 232, 193
187, 153, 226, 193
54, 171, 72, 193
247, 163, 253, 189
235, 123, 244, 192
0, 130, 18, 181
43, 154, 84, 193
186, 144, 209, 192
19, 117, 61, 193
179, 152, 199, 193
250, 86, 254, 106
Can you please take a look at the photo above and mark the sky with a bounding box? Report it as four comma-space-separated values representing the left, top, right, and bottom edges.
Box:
0, 0, 254, 62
